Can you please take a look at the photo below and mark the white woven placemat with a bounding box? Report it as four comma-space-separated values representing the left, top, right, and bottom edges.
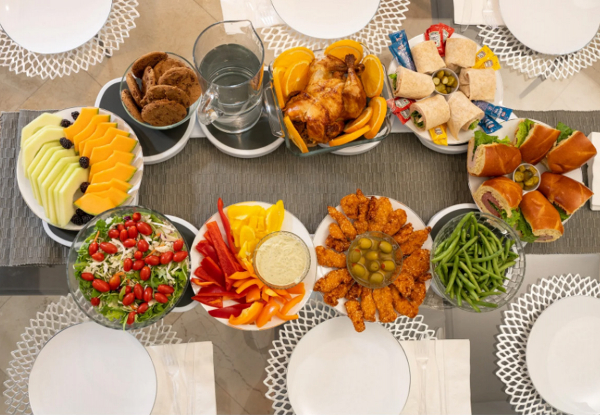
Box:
264, 298, 435, 414
2, 294, 181, 415
496, 274, 600, 414
0, 0, 140, 80
260, 0, 410, 55
477, 25, 600, 81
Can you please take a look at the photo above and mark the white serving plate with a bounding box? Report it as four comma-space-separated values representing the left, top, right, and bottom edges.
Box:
527, 296, 600, 415
500, 0, 600, 55
29, 322, 157, 415
388, 33, 505, 146
0, 0, 113, 54
17, 107, 144, 231
313, 195, 433, 316
190, 201, 317, 331
286, 316, 411, 415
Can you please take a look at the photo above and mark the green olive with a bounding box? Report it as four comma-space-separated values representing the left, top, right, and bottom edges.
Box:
358, 257, 366, 265
379, 241, 392, 254
352, 264, 367, 279
370, 272, 384, 284
371, 240, 380, 250
381, 260, 396, 272
433, 77, 440, 85
368, 261, 380, 272
349, 249, 361, 263
365, 251, 379, 261
514, 171, 524, 182
358, 238, 372, 250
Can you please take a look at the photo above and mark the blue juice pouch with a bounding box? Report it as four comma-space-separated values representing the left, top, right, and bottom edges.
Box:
479, 115, 502, 133
388, 30, 416, 71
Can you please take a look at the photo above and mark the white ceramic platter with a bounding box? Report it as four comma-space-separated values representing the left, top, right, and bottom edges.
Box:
286, 316, 411, 415
29, 322, 157, 415
271, 0, 380, 39
388, 33, 504, 146
500, 0, 600, 55
190, 201, 317, 331
313, 196, 433, 316
526, 296, 600, 415
0, 0, 113, 54
16, 107, 144, 231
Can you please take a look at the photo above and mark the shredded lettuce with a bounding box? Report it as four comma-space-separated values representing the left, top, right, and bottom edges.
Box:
556, 122, 574, 144
411, 111, 424, 128
515, 119, 534, 147
389, 73, 397, 90
553, 204, 570, 221
515, 213, 538, 243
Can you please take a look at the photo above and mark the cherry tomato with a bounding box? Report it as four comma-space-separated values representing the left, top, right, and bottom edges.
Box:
134, 250, 143, 260
108, 229, 120, 239
136, 222, 152, 236
140, 266, 151, 281
81, 272, 94, 281
117, 224, 126, 232
133, 260, 145, 271
173, 251, 188, 262
157, 284, 175, 295
127, 311, 136, 325
100, 242, 118, 254
160, 251, 173, 265
143, 287, 153, 302
137, 302, 149, 314
125, 220, 136, 228
91, 252, 105, 262
137, 239, 149, 252
90, 297, 100, 306
132, 212, 141, 222
92, 279, 110, 292
134, 283, 143, 300
172, 239, 183, 252
145, 255, 160, 266
88, 242, 98, 256
108, 274, 121, 290
154, 293, 168, 304
120, 229, 128, 242
123, 238, 137, 248
128, 226, 138, 238
125, 286, 132, 295
122, 293, 135, 306
123, 258, 133, 272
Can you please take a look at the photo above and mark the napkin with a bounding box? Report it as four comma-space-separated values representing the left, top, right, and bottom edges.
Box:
588, 132, 600, 210
400, 339, 472, 415
219, 0, 283, 29
453, 0, 505, 26
146, 342, 217, 415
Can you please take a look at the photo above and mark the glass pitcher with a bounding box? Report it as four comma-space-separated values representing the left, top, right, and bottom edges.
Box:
193, 20, 265, 134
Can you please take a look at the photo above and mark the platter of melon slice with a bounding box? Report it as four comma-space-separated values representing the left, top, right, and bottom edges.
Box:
17, 107, 144, 230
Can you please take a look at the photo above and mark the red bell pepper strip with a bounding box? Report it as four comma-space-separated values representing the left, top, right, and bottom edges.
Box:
206, 222, 238, 277
196, 285, 232, 296
201, 257, 224, 284
194, 266, 224, 288
191, 278, 216, 287
195, 240, 219, 264
218, 198, 237, 254
191, 295, 223, 308
208, 303, 252, 319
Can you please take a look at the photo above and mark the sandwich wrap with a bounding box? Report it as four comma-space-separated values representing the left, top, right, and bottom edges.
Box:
459, 68, 496, 102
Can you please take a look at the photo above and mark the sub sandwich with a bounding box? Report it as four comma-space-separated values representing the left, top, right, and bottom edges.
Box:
517, 190, 564, 243
513, 119, 560, 165
538, 172, 593, 220
467, 131, 522, 177
542, 122, 597, 173
473, 177, 523, 226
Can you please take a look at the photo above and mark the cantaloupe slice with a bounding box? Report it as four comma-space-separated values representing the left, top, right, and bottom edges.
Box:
73, 114, 111, 154
90, 187, 129, 207
77, 122, 117, 155
74, 194, 116, 216
55, 166, 89, 227
82, 128, 130, 159
91, 162, 137, 184
21, 113, 62, 147
89, 150, 135, 180
86, 178, 132, 194
89, 136, 137, 165
22, 126, 64, 172
64, 108, 98, 141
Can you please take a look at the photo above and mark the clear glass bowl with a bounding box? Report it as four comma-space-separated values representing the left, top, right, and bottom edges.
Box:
430, 212, 526, 312
67, 206, 190, 330
119, 52, 201, 130
346, 231, 404, 290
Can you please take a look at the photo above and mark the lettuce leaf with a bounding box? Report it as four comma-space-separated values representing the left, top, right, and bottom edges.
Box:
501, 208, 521, 228
468, 120, 479, 130
556, 122, 573, 144
411, 111, 424, 128
515, 119, 534, 147
473, 131, 511, 159
515, 213, 538, 243
553, 204, 570, 221
389, 73, 397, 90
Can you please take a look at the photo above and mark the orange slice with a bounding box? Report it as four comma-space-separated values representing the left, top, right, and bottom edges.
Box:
282, 60, 311, 97
272, 66, 287, 108
284, 116, 308, 153
360, 54, 384, 98
325, 40, 364, 60
344, 107, 373, 133
329, 125, 371, 147
273, 47, 314, 69
325, 45, 362, 63
364, 97, 387, 139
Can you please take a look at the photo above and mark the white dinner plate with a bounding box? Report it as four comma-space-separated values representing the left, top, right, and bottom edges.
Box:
527, 296, 600, 415
190, 201, 317, 330
29, 322, 157, 415
286, 316, 411, 415
16, 107, 144, 231
271, 0, 380, 39
313, 195, 433, 316
500, 0, 600, 55
388, 33, 504, 146
0, 0, 113, 54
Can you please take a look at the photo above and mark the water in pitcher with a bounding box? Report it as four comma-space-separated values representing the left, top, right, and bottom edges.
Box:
198, 44, 263, 132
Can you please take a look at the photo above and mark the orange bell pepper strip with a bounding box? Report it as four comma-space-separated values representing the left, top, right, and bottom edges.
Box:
233, 278, 251, 288
274, 289, 292, 301
280, 292, 305, 316
229, 301, 264, 325
229, 271, 250, 280
285, 282, 305, 295
236, 278, 263, 294
256, 299, 281, 328
276, 311, 298, 321
246, 286, 261, 303
191, 278, 216, 287
264, 288, 280, 298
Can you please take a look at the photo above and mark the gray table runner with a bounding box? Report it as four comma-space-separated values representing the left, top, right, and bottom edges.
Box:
2, 109, 599, 266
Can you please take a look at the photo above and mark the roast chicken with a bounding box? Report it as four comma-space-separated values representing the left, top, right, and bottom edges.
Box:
285, 54, 367, 144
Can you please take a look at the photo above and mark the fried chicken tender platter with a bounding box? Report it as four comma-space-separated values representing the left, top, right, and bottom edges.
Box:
313, 191, 434, 332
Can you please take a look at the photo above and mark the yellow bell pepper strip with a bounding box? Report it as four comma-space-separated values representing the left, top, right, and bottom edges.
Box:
276, 311, 299, 321
246, 286, 261, 303
263, 288, 281, 298
280, 292, 305, 316
229, 301, 264, 325
235, 278, 263, 294
233, 278, 251, 288
256, 299, 281, 328
286, 282, 305, 295
229, 271, 251, 280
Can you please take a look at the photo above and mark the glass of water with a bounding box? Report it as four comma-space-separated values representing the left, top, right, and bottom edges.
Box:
193, 20, 265, 134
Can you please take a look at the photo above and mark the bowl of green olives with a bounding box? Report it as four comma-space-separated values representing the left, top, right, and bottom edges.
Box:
346, 231, 404, 290
512, 163, 540, 192
431, 69, 459, 96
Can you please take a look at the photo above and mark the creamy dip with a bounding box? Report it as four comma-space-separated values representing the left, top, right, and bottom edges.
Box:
255, 232, 309, 288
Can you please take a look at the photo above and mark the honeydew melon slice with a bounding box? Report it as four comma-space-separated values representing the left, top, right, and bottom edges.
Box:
55, 166, 89, 227
28, 144, 67, 202
39, 158, 79, 222
46, 163, 78, 224
22, 126, 65, 171
21, 113, 62, 147
32, 148, 76, 202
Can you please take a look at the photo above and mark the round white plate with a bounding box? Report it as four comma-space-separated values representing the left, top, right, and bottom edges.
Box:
417, 131, 468, 154
29, 322, 157, 415
17, 107, 144, 231
313, 196, 433, 316
0, 0, 113, 54
500, 0, 600, 55
271, 0, 380, 39
388, 33, 504, 146
190, 201, 317, 330
527, 296, 600, 415
286, 316, 410, 415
